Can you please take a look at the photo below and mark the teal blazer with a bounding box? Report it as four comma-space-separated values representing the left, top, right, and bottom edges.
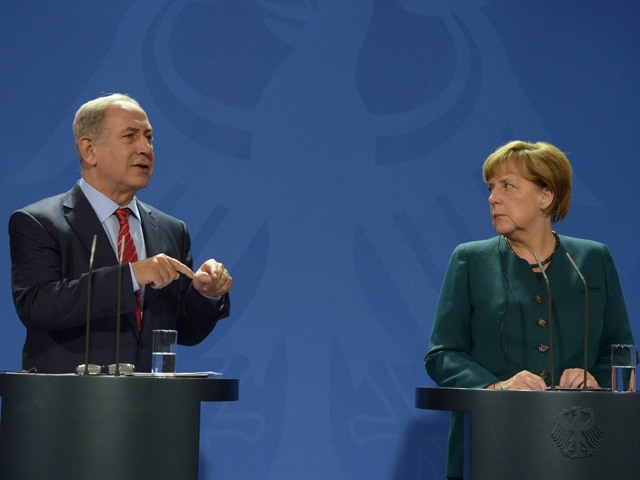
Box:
425, 235, 634, 478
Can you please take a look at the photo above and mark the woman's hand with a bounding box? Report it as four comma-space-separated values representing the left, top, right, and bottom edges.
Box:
487, 370, 547, 390
558, 368, 599, 389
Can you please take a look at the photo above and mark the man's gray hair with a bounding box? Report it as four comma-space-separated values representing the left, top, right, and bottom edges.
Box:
72, 93, 141, 160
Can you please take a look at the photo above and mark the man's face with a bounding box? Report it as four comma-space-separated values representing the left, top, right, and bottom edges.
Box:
90, 101, 154, 204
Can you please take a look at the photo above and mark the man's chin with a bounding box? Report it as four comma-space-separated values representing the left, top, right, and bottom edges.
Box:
131, 174, 152, 188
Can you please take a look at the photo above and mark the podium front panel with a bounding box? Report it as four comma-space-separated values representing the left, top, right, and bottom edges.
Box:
0, 374, 238, 480
416, 387, 640, 480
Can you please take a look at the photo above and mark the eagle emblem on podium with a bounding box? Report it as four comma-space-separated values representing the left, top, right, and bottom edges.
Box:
550, 407, 603, 459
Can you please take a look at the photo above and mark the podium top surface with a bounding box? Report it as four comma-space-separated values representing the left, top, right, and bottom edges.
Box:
415, 386, 640, 411
0, 372, 239, 402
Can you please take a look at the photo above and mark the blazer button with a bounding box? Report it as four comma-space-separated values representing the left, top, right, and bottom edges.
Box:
538, 344, 549, 353
539, 370, 548, 380
537, 318, 548, 327
534, 295, 545, 304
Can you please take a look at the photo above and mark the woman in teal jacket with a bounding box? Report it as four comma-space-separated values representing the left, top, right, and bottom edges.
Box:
425, 140, 635, 479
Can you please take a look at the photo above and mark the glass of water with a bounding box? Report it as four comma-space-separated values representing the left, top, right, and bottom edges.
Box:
611, 344, 636, 392
152, 329, 177, 376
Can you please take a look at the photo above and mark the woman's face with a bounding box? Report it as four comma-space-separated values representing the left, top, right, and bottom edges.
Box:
486, 164, 553, 238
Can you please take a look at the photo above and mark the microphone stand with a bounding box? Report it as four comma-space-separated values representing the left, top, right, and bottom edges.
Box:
533, 252, 555, 390
114, 239, 125, 376
565, 252, 590, 390
83, 235, 98, 375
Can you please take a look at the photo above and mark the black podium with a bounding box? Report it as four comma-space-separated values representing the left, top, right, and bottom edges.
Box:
416, 387, 640, 480
0, 373, 239, 480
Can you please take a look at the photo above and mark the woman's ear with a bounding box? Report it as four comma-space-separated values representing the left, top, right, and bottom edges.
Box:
538, 187, 554, 210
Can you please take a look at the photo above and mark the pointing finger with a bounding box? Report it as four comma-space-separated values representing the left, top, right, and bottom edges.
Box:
166, 257, 195, 278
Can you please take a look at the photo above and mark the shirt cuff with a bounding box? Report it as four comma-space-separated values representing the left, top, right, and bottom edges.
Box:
129, 264, 140, 291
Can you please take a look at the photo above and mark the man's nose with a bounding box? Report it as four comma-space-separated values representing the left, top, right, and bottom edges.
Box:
137, 137, 153, 154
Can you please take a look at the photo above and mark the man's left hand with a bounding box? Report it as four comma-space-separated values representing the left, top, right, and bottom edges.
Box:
192, 259, 232, 297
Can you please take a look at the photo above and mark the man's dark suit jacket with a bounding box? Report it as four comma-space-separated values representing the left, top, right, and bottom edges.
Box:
9, 182, 230, 373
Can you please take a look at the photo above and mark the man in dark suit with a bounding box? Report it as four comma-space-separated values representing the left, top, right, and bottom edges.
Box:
9, 93, 232, 373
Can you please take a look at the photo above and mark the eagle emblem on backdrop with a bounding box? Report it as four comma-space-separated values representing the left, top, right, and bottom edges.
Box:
550, 407, 603, 459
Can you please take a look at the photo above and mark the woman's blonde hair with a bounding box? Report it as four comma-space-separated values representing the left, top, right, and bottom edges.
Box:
483, 140, 572, 223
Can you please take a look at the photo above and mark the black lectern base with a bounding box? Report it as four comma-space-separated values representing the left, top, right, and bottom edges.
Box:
0, 373, 238, 480
416, 387, 640, 480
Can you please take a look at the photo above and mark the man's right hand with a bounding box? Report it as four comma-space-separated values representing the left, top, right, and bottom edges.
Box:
131, 254, 194, 289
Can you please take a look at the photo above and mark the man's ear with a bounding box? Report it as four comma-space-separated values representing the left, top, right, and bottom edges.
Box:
78, 136, 97, 166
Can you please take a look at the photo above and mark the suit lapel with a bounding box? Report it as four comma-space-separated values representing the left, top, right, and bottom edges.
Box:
64, 184, 142, 337
137, 200, 160, 257
138, 200, 160, 340
62, 183, 115, 267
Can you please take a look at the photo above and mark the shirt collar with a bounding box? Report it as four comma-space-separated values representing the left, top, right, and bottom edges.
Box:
79, 178, 141, 223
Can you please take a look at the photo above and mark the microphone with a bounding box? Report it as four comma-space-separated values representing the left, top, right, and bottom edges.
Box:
82, 235, 98, 375
114, 238, 125, 376
533, 252, 555, 390
565, 252, 590, 390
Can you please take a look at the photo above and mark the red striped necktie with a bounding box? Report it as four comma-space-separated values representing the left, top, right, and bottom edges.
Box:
115, 208, 142, 331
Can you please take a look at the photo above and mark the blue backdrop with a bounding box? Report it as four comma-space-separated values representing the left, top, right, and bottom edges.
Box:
1, 1, 639, 478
